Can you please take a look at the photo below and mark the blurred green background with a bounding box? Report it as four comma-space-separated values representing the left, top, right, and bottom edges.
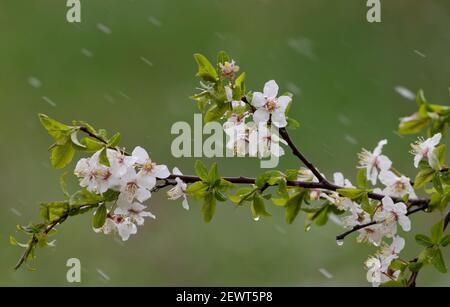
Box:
1, 0, 449, 286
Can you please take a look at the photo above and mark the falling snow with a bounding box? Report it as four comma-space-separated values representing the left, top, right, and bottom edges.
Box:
318, 268, 333, 279
344, 134, 358, 145
274, 224, 287, 235
286, 82, 301, 96
148, 16, 162, 27
81, 48, 94, 58
28, 77, 42, 88
140, 56, 154, 67
413, 49, 427, 58
97, 23, 112, 35
42, 96, 56, 107
287, 37, 317, 61
96, 268, 111, 281
394, 86, 415, 100
10, 208, 22, 217
337, 114, 351, 126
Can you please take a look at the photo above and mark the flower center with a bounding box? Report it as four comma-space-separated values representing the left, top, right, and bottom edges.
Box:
394, 180, 405, 193
266, 99, 277, 111
143, 161, 154, 172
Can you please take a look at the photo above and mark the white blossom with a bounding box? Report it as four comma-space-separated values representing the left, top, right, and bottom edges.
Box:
358, 139, 392, 185
133, 146, 170, 191
374, 196, 411, 236
114, 202, 155, 226
118, 168, 153, 204
74, 150, 119, 194
167, 167, 189, 210
411, 133, 442, 170
365, 236, 405, 287
248, 124, 287, 158
251, 80, 291, 128
379, 170, 417, 199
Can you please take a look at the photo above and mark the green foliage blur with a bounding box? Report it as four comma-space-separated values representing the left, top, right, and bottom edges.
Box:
0, 0, 449, 286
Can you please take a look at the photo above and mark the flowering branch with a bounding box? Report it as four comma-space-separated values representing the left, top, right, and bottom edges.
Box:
11, 51, 450, 287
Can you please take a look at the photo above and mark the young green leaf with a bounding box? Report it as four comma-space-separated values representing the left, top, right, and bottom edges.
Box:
93, 204, 107, 229
201, 192, 216, 223
99, 147, 110, 166
251, 193, 271, 220
60, 172, 70, 197
431, 219, 444, 244
38, 113, 72, 142
193, 53, 218, 82
414, 167, 435, 189
285, 191, 305, 224
415, 234, 434, 248
195, 160, 209, 181
208, 163, 221, 186
51, 142, 75, 169
440, 235, 450, 247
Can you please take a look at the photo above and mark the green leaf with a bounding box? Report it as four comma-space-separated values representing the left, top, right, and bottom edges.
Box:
431, 219, 444, 244
195, 160, 209, 181
207, 163, 221, 186
286, 117, 300, 129
41, 201, 69, 222
399, 117, 430, 135
38, 113, 72, 142
217, 50, 230, 65
285, 169, 299, 181
435, 144, 446, 166
336, 188, 365, 200
204, 104, 228, 123
416, 89, 428, 106
414, 167, 436, 189
60, 172, 69, 197
308, 204, 330, 226
251, 193, 271, 220
107, 133, 121, 147
357, 168, 368, 189
69, 189, 102, 206
234, 72, 246, 95
80, 137, 105, 152
70, 131, 86, 148
201, 192, 216, 223
433, 172, 443, 194
102, 189, 120, 202
51, 142, 75, 169
431, 248, 447, 273
415, 234, 434, 248
214, 191, 227, 202
285, 191, 305, 224
440, 235, 450, 247
185, 181, 208, 198
229, 188, 254, 204
218, 179, 235, 192
99, 147, 110, 166
93, 204, 107, 229
193, 53, 218, 82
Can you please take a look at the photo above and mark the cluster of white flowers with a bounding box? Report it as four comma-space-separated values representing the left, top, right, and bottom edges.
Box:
365, 236, 405, 287
221, 67, 291, 158
336, 133, 441, 286
74, 146, 187, 241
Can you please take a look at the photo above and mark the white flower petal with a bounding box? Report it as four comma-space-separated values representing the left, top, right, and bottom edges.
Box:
251, 92, 265, 107
154, 164, 170, 179
132, 146, 149, 164
271, 111, 287, 128
253, 108, 270, 124
263, 80, 279, 99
